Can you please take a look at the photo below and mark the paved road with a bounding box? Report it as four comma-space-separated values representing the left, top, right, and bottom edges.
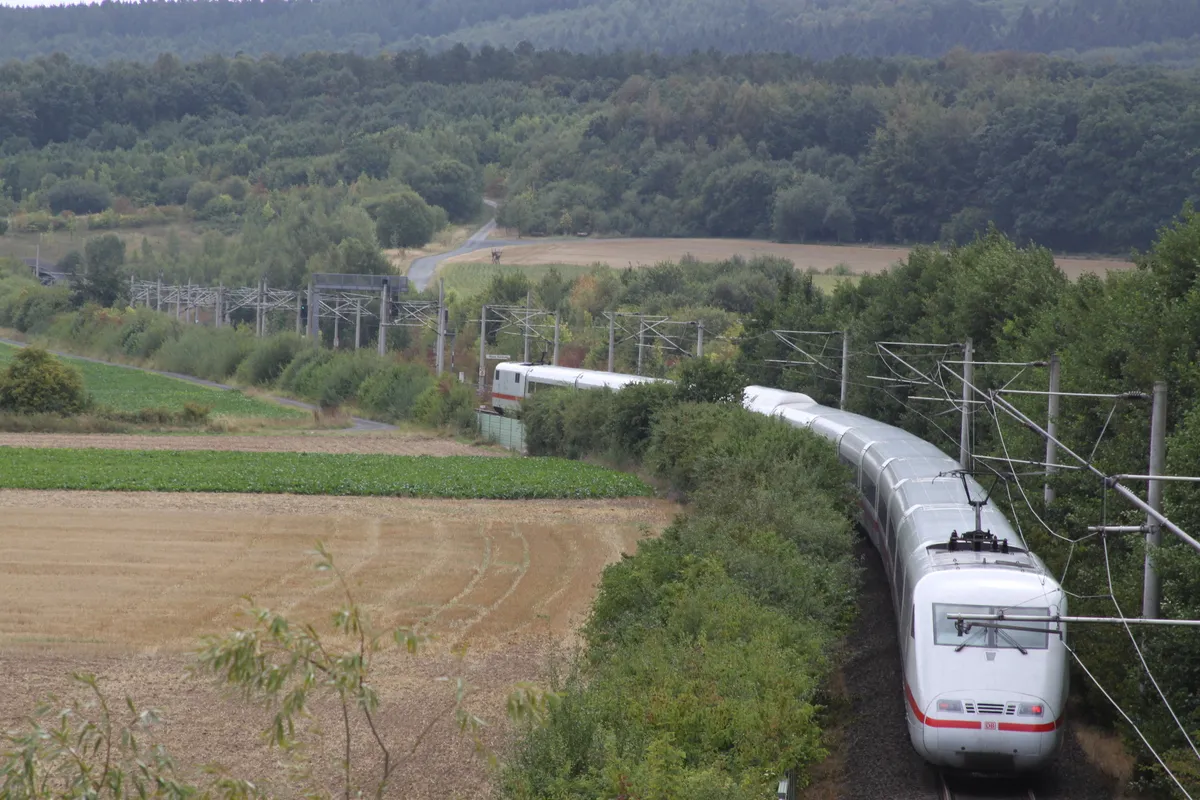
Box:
0, 337, 395, 432
409, 199, 505, 292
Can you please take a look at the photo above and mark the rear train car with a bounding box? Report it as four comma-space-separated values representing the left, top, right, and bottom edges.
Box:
743, 386, 1068, 773
490, 362, 665, 415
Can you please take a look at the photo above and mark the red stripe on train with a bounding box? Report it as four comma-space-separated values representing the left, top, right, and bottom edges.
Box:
998, 720, 1058, 733
491, 392, 522, 402
905, 683, 980, 728
905, 683, 1059, 731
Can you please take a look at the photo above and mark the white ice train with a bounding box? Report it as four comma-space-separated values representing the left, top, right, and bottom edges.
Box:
489, 362, 667, 415
743, 386, 1069, 773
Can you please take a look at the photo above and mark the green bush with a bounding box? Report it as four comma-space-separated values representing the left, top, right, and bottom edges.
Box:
316, 351, 385, 408
522, 390, 570, 457
181, 401, 212, 423
643, 403, 730, 493
605, 381, 677, 461
119, 311, 181, 359
413, 377, 476, 432
503, 396, 857, 799
46, 179, 112, 215
277, 346, 333, 396
520, 388, 614, 459
0, 347, 89, 415
9, 285, 71, 334
524, 383, 674, 462
153, 326, 253, 381
236, 334, 307, 385
671, 357, 745, 404
357, 363, 435, 421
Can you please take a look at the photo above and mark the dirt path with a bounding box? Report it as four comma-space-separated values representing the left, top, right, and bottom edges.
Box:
0, 491, 677, 799
0, 431, 502, 456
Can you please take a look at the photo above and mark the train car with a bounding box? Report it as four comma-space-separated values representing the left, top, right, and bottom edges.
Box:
744, 386, 1069, 773
490, 362, 666, 415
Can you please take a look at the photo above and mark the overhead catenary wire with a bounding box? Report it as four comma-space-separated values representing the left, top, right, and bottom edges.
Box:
912, 345, 1200, 783
1065, 640, 1194, 799
772, 334, 1200, 787
1100, 499, 1200, 766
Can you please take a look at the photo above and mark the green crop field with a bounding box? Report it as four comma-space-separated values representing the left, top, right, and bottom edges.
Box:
0, 344, 304, 419
0, 447, 652, 498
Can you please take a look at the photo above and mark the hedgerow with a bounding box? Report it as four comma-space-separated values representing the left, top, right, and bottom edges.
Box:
506, 390, 858, 797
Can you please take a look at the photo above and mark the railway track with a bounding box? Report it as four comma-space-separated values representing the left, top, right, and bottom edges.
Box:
938, 770, 1036, 800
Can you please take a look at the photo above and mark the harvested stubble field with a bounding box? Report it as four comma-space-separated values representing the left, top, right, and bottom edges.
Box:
456, 236, 1133, 279
0, 491, 679, 799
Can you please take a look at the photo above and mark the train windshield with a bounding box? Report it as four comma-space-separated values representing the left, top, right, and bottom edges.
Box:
933, 603, 1051, 651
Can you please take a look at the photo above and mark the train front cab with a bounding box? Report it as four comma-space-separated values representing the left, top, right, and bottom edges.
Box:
903, 566, 1067, 773
491, 363, 529, 415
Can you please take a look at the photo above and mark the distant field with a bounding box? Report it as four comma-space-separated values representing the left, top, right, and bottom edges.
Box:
0, 222, 214, 267
458, 236, 1134, 279
437, 259, 855, 296
0, 447, 652, 498
0, 343, 303, 419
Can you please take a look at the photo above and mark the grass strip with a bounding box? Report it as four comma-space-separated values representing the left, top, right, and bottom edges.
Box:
0, 447, 652, 499
0, 344, 304, 419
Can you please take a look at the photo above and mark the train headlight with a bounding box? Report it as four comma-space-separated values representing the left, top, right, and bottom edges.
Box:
937, 699, 964, 713
1017, 702, 1045, 717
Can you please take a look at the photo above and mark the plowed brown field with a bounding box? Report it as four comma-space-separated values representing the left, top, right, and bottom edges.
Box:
0, 491, 677, 799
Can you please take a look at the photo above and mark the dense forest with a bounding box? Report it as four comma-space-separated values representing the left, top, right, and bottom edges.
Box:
1, 47, 1199, 282
2, 0, 1200, 66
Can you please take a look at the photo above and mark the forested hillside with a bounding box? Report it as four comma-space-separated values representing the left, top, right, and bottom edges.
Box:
1, 47, 1197, 280
1, 0, 1200, 65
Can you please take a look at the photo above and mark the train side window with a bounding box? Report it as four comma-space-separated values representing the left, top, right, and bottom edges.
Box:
862, 477, 877, 509
880, 499, 891, 539
494, 369, 501, 383
515, 374, 521, 384
911, 604, 915, 638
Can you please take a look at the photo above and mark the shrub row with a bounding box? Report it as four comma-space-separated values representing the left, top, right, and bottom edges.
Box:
506, 389, 859, 797
0, 266, 474, 431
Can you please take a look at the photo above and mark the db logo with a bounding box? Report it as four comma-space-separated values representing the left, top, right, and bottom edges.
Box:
984, 721, 998, 731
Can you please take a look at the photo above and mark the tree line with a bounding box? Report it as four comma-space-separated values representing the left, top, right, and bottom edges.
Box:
3, 47, 1200, 280
1, 0, 1200, 66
